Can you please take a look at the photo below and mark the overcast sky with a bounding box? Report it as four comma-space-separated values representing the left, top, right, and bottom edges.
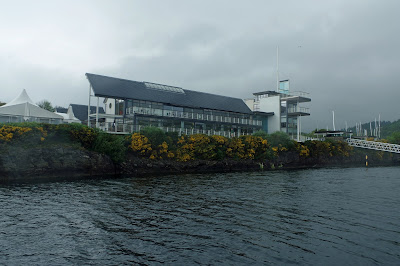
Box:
1, 0, 399, 131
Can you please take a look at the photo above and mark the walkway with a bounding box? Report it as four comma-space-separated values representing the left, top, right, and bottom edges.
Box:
346, 138, 400, 154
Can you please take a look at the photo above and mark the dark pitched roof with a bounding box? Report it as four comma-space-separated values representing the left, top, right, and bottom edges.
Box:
253, 111, 274, 116
55, 107, 68, 113
70, 104, 105, 121
253, 90, 280, 96
86, 73, 252, 114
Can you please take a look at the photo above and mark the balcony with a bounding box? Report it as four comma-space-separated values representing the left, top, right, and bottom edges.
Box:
281, 91, 311, 103
290, 91, 310, 98
287, 106, 310, 116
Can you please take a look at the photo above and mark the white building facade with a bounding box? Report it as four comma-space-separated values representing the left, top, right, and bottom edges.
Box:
245, 82, 311, 141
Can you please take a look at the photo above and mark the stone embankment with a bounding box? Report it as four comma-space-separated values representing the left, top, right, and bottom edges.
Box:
0, 145, 399, 181
0, 146, 115, 180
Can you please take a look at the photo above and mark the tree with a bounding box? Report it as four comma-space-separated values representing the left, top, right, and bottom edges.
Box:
37, 100, 55, 112
266, 131, 295, 150
140, 126, 169, 147
252, 130, 268, 139
388, 132, 400, 145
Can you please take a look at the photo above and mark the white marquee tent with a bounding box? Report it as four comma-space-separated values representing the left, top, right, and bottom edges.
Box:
55, 105, 80, 124
0, 89, 63, 124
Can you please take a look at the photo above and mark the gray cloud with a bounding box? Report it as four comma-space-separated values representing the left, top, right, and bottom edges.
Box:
1, 0, 399, 131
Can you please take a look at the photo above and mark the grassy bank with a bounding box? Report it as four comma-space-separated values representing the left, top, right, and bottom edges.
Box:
1, 123, 399, 180
0, 123, 368, 164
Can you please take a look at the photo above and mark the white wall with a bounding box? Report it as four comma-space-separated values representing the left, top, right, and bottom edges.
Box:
244, 99, 254, 111
105, 98, 116, 124
259, 95, 281, 133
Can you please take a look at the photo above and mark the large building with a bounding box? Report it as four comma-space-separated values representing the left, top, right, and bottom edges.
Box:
86, 73, 272, 137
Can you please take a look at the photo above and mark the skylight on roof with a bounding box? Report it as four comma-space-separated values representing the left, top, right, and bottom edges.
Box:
144, 82, 185, 94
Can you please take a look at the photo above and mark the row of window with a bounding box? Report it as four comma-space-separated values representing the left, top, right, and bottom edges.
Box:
128, 116, 258, 134
121, 100, 263, 126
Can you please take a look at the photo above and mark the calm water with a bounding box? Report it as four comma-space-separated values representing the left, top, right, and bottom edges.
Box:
1, 167, 399, 265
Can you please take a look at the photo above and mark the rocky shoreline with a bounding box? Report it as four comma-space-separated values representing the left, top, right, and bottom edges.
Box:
1, 144, 399, 182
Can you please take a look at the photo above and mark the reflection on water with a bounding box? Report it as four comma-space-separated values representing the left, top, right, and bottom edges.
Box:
1, 167, 399, 265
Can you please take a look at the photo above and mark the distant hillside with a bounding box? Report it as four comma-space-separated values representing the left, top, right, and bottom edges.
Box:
381, 119, 400, 138
346, 119, 400, 139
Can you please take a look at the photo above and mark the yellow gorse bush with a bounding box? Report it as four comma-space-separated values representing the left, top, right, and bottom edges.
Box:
239, 135, 269, 159
176, 134, 219, 161
130, 133, 173, 160
176, 135, 195, 161
128, 131, 354, 162
70, 126, 97, 148
175, 134, 270, 161
130, 133, 152, 155
226, 137, 245, 159
211, 135, 227, 145
298, 145, 310, 157
0, 125, 32, 142
304, 140, 353, 158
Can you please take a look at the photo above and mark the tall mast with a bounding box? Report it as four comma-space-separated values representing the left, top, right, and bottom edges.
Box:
379, 114, 381, 139
370, 122, 372, 137
276, 46, 279, 92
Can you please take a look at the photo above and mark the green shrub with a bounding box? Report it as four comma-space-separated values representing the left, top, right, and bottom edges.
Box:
65, 123, 99, 149
267, 131, 295, 150
140, 127, 169, 147
93, 132, 126, 163
252, 130, 269, 139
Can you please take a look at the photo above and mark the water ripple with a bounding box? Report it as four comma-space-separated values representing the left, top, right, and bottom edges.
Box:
1, 166, 400, 265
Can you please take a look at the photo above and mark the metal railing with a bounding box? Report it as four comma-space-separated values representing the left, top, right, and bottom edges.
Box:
288, 91, 310, 98
346, 138, 400, 154
287, 106, 310, 114
98, 122, 252, 138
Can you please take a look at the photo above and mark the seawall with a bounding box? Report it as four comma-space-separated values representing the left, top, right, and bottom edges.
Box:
0, 144, 399, 181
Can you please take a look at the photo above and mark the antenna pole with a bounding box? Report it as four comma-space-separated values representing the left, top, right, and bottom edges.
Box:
276, 46, 279, 92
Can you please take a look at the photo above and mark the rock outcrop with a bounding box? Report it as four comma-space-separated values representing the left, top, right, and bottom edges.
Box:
0, 145, 115, 181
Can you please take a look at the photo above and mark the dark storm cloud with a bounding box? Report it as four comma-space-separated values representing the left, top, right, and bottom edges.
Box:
1, 0, 399, 131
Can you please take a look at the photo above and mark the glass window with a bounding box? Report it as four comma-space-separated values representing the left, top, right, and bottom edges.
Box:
172, 106, 183, 112
139, 101, 150, 108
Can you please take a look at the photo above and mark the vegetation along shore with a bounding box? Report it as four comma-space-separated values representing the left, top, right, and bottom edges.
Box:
0, 123, 399, 181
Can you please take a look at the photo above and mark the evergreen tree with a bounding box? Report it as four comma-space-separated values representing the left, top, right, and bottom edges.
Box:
37, 100, 55, 112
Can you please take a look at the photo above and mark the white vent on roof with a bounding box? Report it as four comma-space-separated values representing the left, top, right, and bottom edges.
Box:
144, 82, 185, 94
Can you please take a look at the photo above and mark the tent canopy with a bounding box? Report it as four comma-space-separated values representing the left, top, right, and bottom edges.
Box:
0, 89, 63, 120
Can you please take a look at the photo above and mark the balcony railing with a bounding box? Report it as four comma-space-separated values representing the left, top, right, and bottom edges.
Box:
288, 91, 310, 98
287, 106, 310, 114
98, 122, 252, 137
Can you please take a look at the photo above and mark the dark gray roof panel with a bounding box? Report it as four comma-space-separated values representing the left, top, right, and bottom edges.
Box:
86, 73, 252, 114
55, 107, 68, 113
70, 104, 105, 121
